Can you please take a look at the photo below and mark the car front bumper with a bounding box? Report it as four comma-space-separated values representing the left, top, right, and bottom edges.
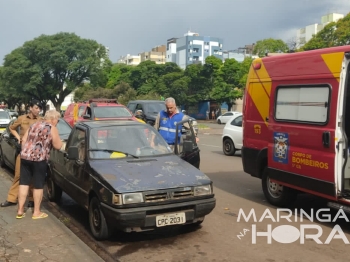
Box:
101, 197, 216, 231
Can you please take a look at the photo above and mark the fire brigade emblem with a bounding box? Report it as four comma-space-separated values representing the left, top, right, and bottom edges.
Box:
273, 132, 289, 164
162, 118, 168, 124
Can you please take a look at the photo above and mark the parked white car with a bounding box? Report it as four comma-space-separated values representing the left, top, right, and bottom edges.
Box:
222, 113, 243, 156
217, 111, 241, 124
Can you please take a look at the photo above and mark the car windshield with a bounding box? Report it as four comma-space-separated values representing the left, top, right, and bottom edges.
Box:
57, 119, 72, 136
94, 107, 132, 118
0, 111, 10, 119
146, 103, 166, 114
89, 124, 173, 159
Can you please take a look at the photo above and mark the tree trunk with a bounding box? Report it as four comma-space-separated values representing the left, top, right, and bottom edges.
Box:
227, 102, 233, 112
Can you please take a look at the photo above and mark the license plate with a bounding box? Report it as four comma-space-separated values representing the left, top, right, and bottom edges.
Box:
156, 212, 186, 227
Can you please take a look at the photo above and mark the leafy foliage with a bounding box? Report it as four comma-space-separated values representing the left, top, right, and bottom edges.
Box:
0, 32, 110, 110
253, 38, 289, 57
0, 32, 255, 111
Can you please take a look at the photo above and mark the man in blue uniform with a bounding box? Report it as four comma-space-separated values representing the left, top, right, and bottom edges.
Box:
152, 97, 198, 148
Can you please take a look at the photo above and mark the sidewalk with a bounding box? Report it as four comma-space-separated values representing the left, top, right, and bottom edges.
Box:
0, 170, 104, 262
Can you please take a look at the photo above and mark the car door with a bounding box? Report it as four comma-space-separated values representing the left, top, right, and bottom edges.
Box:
175, 119, 200, 169
268, 84, 335, 198
63, 127, 89, 206
1, 120, 18, 169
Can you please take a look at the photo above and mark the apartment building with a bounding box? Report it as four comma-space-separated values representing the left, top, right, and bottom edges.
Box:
297, 13, 344, 47
166, 31, 223, 69
222, 44, 257, 61
116, 54, 141, 66
166, 38, 177, 63
139, 45, 166, 64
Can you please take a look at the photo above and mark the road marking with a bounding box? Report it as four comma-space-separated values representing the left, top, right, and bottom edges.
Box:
199, 143, 221, 148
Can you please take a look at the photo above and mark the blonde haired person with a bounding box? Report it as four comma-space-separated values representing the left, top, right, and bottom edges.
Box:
16, 110, 63, 219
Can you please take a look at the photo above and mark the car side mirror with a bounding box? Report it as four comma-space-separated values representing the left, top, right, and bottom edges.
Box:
82, 114, 90, 119
183, 140, 194, 153
67, 146, 79, 160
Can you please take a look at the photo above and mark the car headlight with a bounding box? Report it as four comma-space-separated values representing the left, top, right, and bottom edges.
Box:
122, 193, 144, 204
194, 185, 212, 196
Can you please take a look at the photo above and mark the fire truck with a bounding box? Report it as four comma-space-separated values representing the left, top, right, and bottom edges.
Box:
242, 45, 350, 212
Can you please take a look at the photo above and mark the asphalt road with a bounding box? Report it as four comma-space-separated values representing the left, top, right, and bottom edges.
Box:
2, 123, 350, 261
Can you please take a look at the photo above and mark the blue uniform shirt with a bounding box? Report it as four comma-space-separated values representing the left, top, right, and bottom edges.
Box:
158, 110, 184, 145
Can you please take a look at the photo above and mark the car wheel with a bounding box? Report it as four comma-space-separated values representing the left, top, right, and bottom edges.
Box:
223, 138, 236, 156
217, 119, 221, 124
262, 167, 297, 207
0, 147, 5, 168
89, 197, 110, 240
46, 172, 62, 203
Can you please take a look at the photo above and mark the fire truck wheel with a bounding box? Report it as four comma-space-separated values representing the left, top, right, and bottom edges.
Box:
262, 167, 297, 207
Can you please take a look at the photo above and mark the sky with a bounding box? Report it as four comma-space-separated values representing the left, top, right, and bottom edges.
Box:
1, 0, 350, 64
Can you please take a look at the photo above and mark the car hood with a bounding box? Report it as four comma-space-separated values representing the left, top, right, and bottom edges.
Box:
89, 155, 211, 193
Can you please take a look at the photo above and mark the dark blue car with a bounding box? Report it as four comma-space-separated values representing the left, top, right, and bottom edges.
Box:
47, 119, 216, 240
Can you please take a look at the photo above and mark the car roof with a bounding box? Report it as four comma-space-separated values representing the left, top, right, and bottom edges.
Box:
77, 119, 143, 129
129, 100, 164, 103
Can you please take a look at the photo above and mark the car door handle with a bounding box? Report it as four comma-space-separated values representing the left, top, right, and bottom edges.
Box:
265, 117, 269, 122
322, 131, 330, 148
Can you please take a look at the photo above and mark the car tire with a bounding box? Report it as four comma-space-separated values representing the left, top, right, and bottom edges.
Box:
217, 119, 221, 124
46, 172, 62, 203
0, 147, 5, 168
89, 197, 110, 240
262, 167, 297, 207
223, 138, 236, 156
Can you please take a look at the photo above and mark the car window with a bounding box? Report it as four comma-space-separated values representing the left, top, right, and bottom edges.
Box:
135, 104, 143, 111
128, 103, 136, 113
57, 120, 72, 136
89, 125, 172, 159
78, 106, 86, 117
0, 111, 10, 119
231, 116, 243, 127
224, 112, 233, 116
93, 107, 133, 118
146, 103, 166, 114
67, 128, 86, 161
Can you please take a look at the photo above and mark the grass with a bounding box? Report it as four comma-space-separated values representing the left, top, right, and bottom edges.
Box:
197, 124, 209, 129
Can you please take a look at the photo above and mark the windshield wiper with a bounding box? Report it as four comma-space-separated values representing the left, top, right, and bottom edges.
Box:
88, 149, 139, 159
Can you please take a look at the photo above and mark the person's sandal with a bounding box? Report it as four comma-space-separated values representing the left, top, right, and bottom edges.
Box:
32, 212, 48, 219
16, 213, 26, 219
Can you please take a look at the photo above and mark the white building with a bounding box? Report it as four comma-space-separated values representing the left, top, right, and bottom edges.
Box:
166, 38, 177, 63
117, 54, 141, 66
166, 31, 223, 69
297, 13, 344, 47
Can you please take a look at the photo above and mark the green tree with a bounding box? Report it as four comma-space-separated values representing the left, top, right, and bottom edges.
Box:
129, 60, 164, 92
237, 57, 254, 88
253, 38, 289, 57
1, 32, 110, 110
76, 82, 137, 105
184, 64, 211, 106
105, 63, 133, 89
0, 66, 30, 110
